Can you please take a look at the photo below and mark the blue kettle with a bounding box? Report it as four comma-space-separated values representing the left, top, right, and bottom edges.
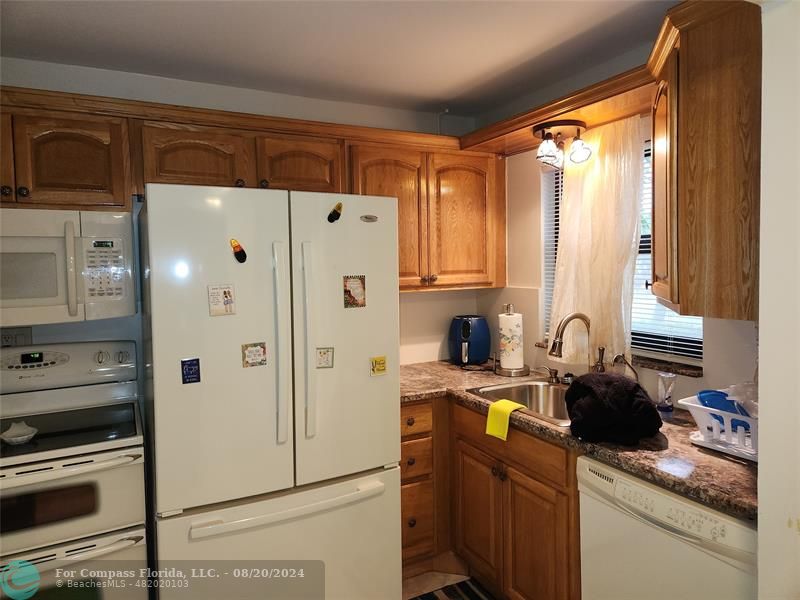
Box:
448, 316, 491, 366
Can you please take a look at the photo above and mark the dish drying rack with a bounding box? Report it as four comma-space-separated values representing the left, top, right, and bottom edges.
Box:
677, 396, 758, 462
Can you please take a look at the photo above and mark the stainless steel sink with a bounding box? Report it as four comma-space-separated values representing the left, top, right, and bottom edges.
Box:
468, 381, 571, 427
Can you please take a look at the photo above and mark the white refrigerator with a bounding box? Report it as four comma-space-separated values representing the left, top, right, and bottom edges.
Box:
141, 184, 401, 599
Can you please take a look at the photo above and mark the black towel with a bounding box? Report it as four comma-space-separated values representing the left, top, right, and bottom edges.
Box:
565, 372, 662, 445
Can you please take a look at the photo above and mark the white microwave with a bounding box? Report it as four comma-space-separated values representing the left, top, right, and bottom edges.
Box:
0, 209, 135, 326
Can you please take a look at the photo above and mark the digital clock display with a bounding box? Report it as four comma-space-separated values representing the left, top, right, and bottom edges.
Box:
92, 240, 114, 248
21, 352, 44, 364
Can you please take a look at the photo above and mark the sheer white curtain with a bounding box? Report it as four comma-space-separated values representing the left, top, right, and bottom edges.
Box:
549, 115, 643, 365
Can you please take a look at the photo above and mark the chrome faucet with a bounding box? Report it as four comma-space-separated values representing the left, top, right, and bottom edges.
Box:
532, 365, 560, 384
548, 312, 605, 373
612, 353, 640, 382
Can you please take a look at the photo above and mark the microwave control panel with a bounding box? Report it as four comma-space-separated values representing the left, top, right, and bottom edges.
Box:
83, 238, 126, 300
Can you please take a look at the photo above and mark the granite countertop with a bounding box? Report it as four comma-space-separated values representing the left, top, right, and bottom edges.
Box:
400, 360, 757, 521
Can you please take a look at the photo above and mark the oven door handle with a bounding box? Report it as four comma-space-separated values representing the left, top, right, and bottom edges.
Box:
65, 220, 78, 317
35, 535, 145, 574
0, 452, 143, 490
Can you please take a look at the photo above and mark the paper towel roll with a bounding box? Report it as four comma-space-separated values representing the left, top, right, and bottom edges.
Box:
498, 311, 524, 370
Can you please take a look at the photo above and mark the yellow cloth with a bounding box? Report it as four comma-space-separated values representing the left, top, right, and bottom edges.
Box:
485, 399, 526, 441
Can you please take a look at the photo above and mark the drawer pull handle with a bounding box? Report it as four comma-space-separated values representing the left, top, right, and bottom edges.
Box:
406, 417, 415, 427
406, 457, 416, 466
407, 518, 417, 528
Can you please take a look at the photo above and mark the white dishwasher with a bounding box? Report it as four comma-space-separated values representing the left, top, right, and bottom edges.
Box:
577, 457, 756, 600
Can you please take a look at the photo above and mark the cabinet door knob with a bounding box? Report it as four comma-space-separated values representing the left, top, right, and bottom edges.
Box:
406, 457, 416, 466
429, 274, 438, 283
644, 280, 653, 289
406, 417, 415, 427
407, 518, 417, 528
0, 185, 12, 197
498, 469, 508, 482
420, 275, 430, 285
491, 466, 499, 478
259, 179, 270, 189
17, 186, 30, 197
234, 179, 246, 188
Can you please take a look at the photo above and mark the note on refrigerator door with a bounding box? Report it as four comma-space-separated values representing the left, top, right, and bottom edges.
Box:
343, 275, 366, 308
207, 284, 235, 316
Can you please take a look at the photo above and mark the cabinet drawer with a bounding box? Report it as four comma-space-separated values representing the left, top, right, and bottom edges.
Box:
400, 437, 433, 481
401, 403, 432, 437
401, 480, 434, 559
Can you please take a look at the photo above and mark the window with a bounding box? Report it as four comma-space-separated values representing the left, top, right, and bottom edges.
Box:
542, 168, 562, 337
631, 143, 703, 360
540, 144, 703, 360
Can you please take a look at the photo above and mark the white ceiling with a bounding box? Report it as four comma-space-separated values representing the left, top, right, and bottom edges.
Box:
0, 1, 673, 115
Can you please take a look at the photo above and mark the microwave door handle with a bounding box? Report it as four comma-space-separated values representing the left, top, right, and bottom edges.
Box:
0, 452, 143, 490
32, 535, 145, 574
302, 241, 317, 438
273, 241, 290, 445
65, 220, 78, 316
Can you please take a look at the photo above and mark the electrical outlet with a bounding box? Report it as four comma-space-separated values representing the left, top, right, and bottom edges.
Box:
0, 327, 32, 348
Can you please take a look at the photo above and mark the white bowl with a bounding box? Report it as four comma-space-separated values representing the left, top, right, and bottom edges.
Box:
1, 421, 37, 445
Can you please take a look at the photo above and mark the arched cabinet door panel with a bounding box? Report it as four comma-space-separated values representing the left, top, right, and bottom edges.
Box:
428, 152, 496, 287
12, 112, 130, 207
350, 145, 427, 288
142, 123, 256, 187
256, 134, 343, 193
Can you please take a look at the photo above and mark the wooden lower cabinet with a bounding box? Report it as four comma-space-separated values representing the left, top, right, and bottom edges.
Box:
453, 439, 503, 587
504, 467, 569, 600
451, 404, 579, 600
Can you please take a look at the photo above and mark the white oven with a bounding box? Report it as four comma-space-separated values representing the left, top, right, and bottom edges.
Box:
1, 342, 145, 561
0, 209, 135, 326
1, 526, 148, 600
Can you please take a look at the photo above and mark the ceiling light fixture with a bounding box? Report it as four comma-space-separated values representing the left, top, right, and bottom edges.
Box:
533, 120, 591, 167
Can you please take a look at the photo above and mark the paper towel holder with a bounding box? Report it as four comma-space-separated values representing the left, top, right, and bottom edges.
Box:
493, 352, 531, 377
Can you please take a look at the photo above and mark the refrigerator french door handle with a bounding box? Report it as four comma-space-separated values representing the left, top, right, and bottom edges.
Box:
189, 480, 386, 540
302, 241, 317, 438
272, 241, 290, 445
65, 220, 78, 316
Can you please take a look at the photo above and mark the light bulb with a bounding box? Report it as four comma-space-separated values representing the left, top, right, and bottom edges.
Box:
536, 132, 558, 163
569, 136, 592, 164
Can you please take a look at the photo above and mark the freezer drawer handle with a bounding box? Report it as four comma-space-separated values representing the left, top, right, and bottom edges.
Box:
273, 241, 290, 445
0, 452, 143, 490
301, 241, 317, 438
28, 535, 145, 575
189, 480, 386, 540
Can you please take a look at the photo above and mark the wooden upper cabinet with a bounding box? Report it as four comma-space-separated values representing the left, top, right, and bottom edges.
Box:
453, 439, 503, 591
0, 114, 14, 202
651, 49, 679, 307
351, 145, 428, 288
256, 134, 343, 192
428, 152, 497, 287
142, 123, 256, 188
503, 466, 569, 600
648, 1, 761, 320
11, 112, 130, 208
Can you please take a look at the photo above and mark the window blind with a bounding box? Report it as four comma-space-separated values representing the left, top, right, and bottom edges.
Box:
631, 143, 703, 360
542, 168, 562, 337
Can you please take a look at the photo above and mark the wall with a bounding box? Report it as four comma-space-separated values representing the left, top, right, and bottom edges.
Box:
758, 1, 800, 597
476, 147, 759, 401
474, 42, 653, 128
399, 290, 479, 365
0, 57, 476, 136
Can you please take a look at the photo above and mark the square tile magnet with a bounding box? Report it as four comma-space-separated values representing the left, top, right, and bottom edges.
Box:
343, 275, 366, 308
370, 355, 387, 377
208, 284, 235, 317
181, 358, 201, 384
316, 347, 334, 369
242, 342, 267, 368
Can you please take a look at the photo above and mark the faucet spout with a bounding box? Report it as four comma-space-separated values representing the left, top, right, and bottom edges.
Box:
548, 312, 591, 358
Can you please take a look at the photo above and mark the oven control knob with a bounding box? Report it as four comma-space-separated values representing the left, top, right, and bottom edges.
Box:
117, 351, 130, 363
95, 351, 110, 365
